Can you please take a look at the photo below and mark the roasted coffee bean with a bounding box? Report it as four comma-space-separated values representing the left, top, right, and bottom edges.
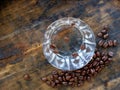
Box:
96, 51, 101, 57
58, 77, 62, 82
71, 73, 75, 77
74, 77, 78, 82
103, 42, 108, 48
80, 44, 86, 50
59, 72, 64, 76
65, 73, 69, 76
108, 51, 114, 57
84, 66, 88, 70
79, 76, 84, 80
72, 52, 78, 58
70, 78, 74, 82
86, 69, 90, 74
93, 53, 96, 58
75, 70, 81, 73
55, 80, 59, 84
113, 40, 117, 46
50, 44, 56, 49
108, 58, 112, 61
99, 60, 104, 65
75, 73, 80, 76
97, 32, 103, 37
101, 52, 107, 56
66, 76, 71, 80
62, 82, 67, 85
103, 33, 109, 39
103, 25, 109, 30
101, 30, 107, 34
93, 61, 98, 67
90, 69, 95, 74
98, 40, 104, 47
50, 75, 54, 80
87, 76, 91, 81
95, 66, 100, 72
51, 81, 55, 87
108, 40, 113, 47
81, 70, 86, 76
102, 56, 108, 61
62, 76, 66, 81
41, 77, 47, 82
23, 74, 31, 81
53, 75, 58, 78
69, 82, 73, 85
96, 57, 100, 61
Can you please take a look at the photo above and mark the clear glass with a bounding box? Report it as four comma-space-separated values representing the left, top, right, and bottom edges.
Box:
43, 17, 96, 71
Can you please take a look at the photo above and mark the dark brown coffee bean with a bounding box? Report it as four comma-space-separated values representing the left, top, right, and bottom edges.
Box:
103, 25, 109, 30
62, 76, 66, 81
103, 42, 108, 48
84, 66, 88, 70
98, 40, 104, 47
87, 76, 91, 81
81, 70, 86, 76
95, 66, 100, 72
105, 60, 110, 64
103, 34, 109, 39
75, 73, 80, 77
113, 40, 117, 46
96, 57, 100, 61
65, 73, 69, 76
97, 32, 103, 37
96, 51, 101, 57
41, 77, 47, 82
90, 69, 95, 74
102, 56, 108, 61
99, 60, 104, 65
53, 75, 58, 78
101, 52, 107, 56
58, 77, 62, 82
79, 76, 84, 80
72, 52, 78, 58
23, 74, 31, 81
108, 40, 113, 47
59, 72, 64, 76
50, 44, 56, 49
80, 44, 86, 50
46, 81, 51, 85
74, 77, 78, 82
68, 82, 73, 85
86, 69, 90, 74
51, 81, 55, 87
66, 76, 71, 80
75, 70, 81, 73
108, 58, 112, 61
93, 61, 98, 67
93, 54, 96, 58
101, 30, 107, 34
55, 80, 59, 84
62, 82, 67, 85
71, 73, 75, 77
50, 75, 54, 80
108, 51, 114, 57
70, 78, 74, 82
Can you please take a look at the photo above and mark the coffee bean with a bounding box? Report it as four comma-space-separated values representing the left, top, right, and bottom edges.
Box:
103, 25, 109, 30
75, 73, 80, 76
103, 42, 108, 48
84, 66, 88, 70
93, 61, 98, 67
55, 80, 59, 84
97, 32, 103, 37
80, 44, 86, 50
103, 33, 109, 39
69, 82, 73, 85
108, 58, 112, 61
95, 66, 100, 72
66, 76, 71, 80
62, 76, 66, 81
102, 56, 108, 61
41, 77, 47, 82
50, 44, 56, 49
99, 60, 104, 65
62, 82, 67, 85
96, 57, 100, 61
108, 40, 113, 47
98, 40, 104, 47
87, 76, 91, 81
96, 51, 101, 57
81, 70, 86, 76
58, 77, 62, 82
53, 75, 58, 78
108, 51, 114, 57
93, 54, 96, 58
72, 52, 78, 58
70, 78, 74, 82
90, 69, 95, 74
86, 69, 90, 74
74, 77, 78, 82
101, 30, 107, 34
50, 75, 54, 80
51, 81, 55, 87
75, 70, 81, 73
113, 40, 117, 46
57, 84, 61, 87
23, 74, 31, 81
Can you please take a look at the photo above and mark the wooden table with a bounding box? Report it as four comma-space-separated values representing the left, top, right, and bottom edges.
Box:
0, 0, 120, 90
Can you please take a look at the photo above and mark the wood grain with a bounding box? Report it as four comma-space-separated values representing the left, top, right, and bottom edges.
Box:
0, 0, 120, 90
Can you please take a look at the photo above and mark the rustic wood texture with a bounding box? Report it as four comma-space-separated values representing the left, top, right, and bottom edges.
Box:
0, 0, 120, 90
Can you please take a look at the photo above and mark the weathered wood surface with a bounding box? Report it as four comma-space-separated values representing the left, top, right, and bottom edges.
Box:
0, 0, 120, 90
